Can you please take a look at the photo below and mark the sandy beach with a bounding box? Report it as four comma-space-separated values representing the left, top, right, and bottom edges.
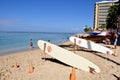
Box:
0, 41, 120, 80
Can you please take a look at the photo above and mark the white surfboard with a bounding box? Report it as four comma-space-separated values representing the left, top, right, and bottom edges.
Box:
69, 36, 113, 54
37, 40, 100, 73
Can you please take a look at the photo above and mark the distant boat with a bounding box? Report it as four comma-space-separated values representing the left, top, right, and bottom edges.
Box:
97, 32, 111, 36
89, 31, 101, 36
80, 31, 111, 42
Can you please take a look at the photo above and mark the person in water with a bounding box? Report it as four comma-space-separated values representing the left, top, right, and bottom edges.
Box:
30, 39, 34, 49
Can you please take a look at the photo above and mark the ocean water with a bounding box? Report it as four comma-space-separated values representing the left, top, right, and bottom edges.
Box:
0, 32, 74, 56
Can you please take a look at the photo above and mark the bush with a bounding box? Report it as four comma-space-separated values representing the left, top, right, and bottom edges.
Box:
84, 27, 92, 32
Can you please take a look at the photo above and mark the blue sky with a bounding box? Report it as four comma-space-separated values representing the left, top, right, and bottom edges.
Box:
0, 0, 101, 33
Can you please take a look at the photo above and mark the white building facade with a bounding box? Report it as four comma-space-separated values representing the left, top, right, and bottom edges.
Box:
94, 0, 119, 30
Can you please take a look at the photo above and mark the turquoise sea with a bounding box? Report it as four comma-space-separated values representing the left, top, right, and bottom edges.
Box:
0, 32, 74, 56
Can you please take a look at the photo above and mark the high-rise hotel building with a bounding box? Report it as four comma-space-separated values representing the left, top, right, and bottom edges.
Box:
94, 0, 119, 30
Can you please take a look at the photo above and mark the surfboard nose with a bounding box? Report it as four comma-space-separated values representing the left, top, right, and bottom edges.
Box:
37, 40, 45, 51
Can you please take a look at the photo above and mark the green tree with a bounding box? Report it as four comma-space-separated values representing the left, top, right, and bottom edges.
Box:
117, 0, 120, 15
99, 24, 107, 30
116, 0, 120, 31
106, 5, 118, 30
106, 0, 120, 32
84, 27, 92, 32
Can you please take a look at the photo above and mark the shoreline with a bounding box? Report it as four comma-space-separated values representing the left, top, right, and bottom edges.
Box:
0, 32, 73, 56
0, 40, 69, 56
0, 47, 39, 56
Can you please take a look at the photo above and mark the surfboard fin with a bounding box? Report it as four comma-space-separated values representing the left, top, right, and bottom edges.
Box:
89, 67, 96, 74
106, 51, 110, 54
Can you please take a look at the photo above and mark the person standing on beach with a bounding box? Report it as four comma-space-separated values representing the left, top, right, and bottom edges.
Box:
30, 39, 34, 49
113, 32, 118, 49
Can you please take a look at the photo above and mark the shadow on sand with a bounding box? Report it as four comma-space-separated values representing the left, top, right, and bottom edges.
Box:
112, 74, 120, 80
69, 47, 120, 66
41, 57, 71, 67
91, 53, 120, 66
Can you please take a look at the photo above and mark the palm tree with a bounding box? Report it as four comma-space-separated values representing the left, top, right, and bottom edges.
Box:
106, 5, 118, 30
116, 0, 120, 32
116, 0, 120, 15
99, 24, 107, 30
106, 0, 120, 32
